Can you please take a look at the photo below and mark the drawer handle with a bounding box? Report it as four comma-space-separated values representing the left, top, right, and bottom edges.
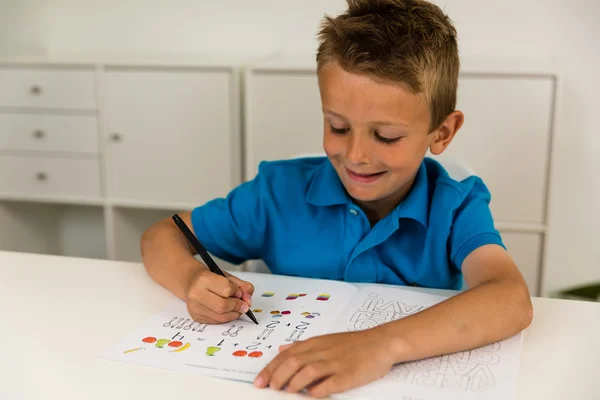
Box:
30, 85, 43, 95
33, 130, 45, 139
110, 133, 122, 142
35, 172, 48, 181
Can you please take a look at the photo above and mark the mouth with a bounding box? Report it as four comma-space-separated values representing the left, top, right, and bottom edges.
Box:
344, 167, 386, 184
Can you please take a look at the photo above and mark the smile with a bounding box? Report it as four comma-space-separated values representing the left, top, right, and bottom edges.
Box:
345, 167, 386, 184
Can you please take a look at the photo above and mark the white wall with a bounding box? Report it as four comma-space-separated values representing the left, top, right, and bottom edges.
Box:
0, 1, 47, 56
1, 0, 599, 295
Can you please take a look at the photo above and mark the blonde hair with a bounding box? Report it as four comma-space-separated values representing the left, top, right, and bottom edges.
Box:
317, 0, 459, 131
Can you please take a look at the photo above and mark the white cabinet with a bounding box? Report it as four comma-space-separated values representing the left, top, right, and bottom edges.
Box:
104, 68, 239, 206
245, 72, 323, 178
108, 206, 237, 271
439, 75, 554, 224
0, 56, 558, 294
245, 70, 555, 225
0, 63, 104, 260
244, 58, 558, 296
0, 59, 242, 266
0, 201, 107, 259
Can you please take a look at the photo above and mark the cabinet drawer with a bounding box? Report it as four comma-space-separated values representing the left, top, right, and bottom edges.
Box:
501, 231, 542, 296
0, 114, 98, 153
0, 67, 96, 110
0, 156, 101, 199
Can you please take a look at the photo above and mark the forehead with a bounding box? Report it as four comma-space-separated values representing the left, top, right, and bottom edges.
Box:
317, 63, 429, 126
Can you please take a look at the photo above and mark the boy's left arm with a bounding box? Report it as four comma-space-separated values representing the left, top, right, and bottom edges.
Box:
254, 244, 533, 398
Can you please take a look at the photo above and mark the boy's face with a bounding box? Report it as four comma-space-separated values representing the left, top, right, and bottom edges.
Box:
317, 62, 461, 213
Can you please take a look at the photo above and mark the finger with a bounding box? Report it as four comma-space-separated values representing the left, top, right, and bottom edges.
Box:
239, 280, 255, 303
268, 351, 322, 391
202, 291, 250, 315
279, 344, 293, 352
285, 361, 333, 394
188, 300, 243, 324
189, 313, 221, 325
255, 340, 311, 388
308, 375, 345, 399
254, 352, 287, 388
189, 281, 245, 314
186, 303, 222, 324
206, 274, 242, 299
226, 274, 255, 304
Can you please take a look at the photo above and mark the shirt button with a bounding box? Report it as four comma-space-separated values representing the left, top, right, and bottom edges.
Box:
349, 208, 358, 216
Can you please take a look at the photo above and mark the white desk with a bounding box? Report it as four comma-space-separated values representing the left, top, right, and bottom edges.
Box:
1, 251, 598, 399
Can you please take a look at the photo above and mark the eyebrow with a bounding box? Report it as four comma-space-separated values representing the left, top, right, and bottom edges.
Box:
322, 109, 409, 128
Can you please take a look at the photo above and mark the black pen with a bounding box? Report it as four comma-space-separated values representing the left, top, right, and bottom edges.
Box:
171, 213, 259, 325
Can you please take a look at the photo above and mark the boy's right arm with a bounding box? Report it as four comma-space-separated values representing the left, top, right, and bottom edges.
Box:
140, 211, 254, 324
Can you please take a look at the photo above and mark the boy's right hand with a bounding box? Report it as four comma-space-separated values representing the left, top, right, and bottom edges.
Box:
185, 267, 254, 324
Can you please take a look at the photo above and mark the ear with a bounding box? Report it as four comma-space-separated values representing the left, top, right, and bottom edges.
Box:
429, 110, 464, 155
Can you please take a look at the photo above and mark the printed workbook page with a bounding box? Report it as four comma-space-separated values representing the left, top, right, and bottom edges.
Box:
102, 272, 358, 382
103, 275, 522, 399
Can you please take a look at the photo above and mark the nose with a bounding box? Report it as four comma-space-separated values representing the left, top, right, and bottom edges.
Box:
345, 131, 370, 165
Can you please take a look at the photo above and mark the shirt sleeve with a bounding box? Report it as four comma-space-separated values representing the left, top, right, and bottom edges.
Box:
190, 168, 268, 265
450, 176, 505, 270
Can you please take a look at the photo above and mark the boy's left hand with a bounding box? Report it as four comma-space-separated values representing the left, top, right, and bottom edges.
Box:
254, 329, 396, 398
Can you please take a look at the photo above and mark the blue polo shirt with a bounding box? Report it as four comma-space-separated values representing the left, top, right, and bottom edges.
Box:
191, 157, 504, 290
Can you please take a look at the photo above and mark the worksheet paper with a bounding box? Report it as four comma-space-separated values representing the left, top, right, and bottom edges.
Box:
102, 272, 523, 400
330, 286, 523, 400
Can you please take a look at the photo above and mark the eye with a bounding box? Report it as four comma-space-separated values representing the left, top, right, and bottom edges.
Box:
375, 131, 402, 145
329, 125, 350, 135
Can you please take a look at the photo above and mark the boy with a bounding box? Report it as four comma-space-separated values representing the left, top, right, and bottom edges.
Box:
141, 0, 533, 397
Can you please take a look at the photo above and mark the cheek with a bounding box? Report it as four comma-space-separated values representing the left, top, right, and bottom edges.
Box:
377, 140, 428, 170
377, 150, 405, 171
323, 131, 344, 156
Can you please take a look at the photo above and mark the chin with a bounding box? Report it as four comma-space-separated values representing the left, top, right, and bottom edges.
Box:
343, 183, 384, 202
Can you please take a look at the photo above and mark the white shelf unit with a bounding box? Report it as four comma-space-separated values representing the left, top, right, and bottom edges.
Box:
110, 206, 182, 263
0, 55, 561, 295
0, 199, 107, 259
244, 56, 561, 296
0, 58, 242, 270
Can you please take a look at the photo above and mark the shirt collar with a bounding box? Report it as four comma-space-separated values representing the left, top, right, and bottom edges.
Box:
392, 161, 429, 228
307, 158, 430, 228
306, 158, 350, 207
